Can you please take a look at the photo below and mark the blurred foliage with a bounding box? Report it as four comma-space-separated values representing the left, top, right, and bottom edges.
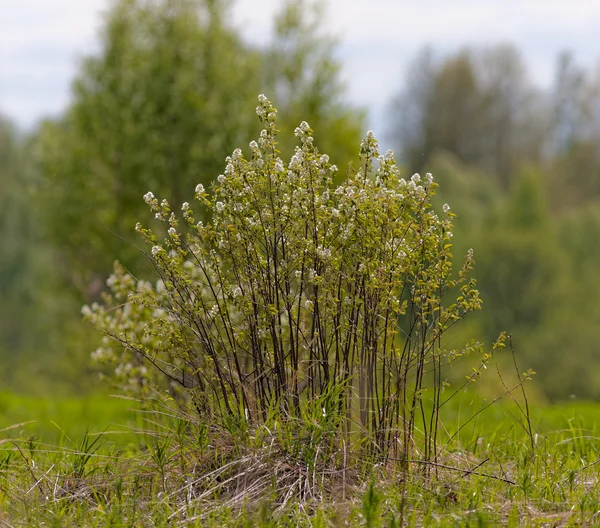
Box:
36, 0, 364, 301
0, 119, 37, 382
263, 0, 364, 166
389, 47, 600, 399
3, 5, 600, 401
388, 46, 546, 190
0, 119, 82, 392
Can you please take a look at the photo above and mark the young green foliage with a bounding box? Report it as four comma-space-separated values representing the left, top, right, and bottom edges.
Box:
83, 95, 482, 464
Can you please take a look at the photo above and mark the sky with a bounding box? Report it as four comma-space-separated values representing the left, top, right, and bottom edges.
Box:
2, 0, 600, 137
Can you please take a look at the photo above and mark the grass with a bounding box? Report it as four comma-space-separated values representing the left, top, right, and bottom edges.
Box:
0, 390, 140, 447
0, 389, 599, 526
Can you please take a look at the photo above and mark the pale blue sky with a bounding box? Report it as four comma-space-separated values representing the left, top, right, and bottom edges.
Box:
2, 0, 600, 136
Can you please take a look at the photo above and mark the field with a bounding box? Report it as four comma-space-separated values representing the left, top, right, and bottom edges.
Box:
1, 389, 599, 527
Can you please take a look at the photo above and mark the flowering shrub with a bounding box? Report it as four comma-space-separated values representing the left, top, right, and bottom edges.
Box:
83, 95, 482, 461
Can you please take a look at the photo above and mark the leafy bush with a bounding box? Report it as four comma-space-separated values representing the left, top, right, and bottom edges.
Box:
83, 95, 483, 467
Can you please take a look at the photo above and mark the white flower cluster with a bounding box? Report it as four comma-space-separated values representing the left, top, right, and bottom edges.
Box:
294, 121, 311, 138
316, 245, 332, 260
360, 131, 379, 160
255, 94, 277, 122
195, 183, 206, 202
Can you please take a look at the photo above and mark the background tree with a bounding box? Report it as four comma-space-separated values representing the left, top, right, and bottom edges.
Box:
547, 52, 600, 210
0, 118, 84, 392
36, 0, 261, 299
388, 45, 545, 190
0, 118, 35, 383
263, 0, 364, 171
37, 0, 365, 302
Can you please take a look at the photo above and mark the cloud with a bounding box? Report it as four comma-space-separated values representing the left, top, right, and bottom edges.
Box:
2, 0, 600, 131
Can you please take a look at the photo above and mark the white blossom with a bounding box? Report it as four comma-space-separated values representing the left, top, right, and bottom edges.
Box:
317, 246, 332, 259
215, 201, 225, 212
91, 347, 106, 362
294, 121, 310, 137
168, 227, 176, 237
411, 173, 421, 184
442, 203, 451, 214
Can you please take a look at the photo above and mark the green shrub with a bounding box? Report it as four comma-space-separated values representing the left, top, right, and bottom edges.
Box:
83, 94, 482, 467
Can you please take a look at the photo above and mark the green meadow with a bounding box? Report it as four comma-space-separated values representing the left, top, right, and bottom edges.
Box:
1, 391, 599, 526
0, 391, 139, 447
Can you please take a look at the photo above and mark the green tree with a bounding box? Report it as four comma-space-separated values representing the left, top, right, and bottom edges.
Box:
263, 0, 364, 171
0, 118, 83, 391
388, 46, 545, 189
546, 52, 600, 210
37, 0, 261, 299
0, 118, 34, 380
37, 0, 364, 301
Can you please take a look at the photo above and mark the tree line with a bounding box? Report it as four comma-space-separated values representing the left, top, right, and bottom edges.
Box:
2, 0, 600, 399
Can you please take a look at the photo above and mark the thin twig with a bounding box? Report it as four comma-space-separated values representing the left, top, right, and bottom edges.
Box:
381, 455, 516, 484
